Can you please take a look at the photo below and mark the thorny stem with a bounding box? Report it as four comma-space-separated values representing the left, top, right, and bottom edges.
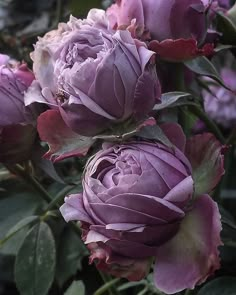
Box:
45, 182, 81, 212
8, 164, 52, 203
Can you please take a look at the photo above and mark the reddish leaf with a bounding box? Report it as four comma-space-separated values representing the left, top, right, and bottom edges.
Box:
37, 110, 94, 162
149, 38, 214, 62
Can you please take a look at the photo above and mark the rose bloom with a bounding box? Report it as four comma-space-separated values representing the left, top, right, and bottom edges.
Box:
106, 0, 215, 62
203, 67, 236, 128
60, 123, 224, 294
107, 0, 209, 42
0, 54, 37, 163
25, 9, 160, 137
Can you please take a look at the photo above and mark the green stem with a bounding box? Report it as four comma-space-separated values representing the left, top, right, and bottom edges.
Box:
226, 128, 236, 145
45, 182, 80, 211
174, 63, 186, 92
69, 221, 82, 236
9, 164, 52, 203
173, 63, 189, 134
7, 164, 83, 235
98, 273, 120, 295
137, 286, 148, 295
189, 104, 225, 143
94, 278, 120, 295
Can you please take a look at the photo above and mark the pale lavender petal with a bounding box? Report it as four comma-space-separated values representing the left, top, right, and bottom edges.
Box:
60, 193, 93, 224
164, 176, 194, 207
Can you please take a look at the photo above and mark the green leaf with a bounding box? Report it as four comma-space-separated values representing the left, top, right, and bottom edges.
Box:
198, 277, 236, 295
0, 187, 43, 241
56, 227, 88, 287
0, 215, 39, 247
136, 125, 173, 148
64, 280, 85, 295
184, 56, 231, 91
153, 92, 192, 111
15, 222, 56, 295
216, 11, 236, 46
0, 189, 43, 255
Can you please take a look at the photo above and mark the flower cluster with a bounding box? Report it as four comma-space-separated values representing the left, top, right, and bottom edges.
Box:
2, 0, 236, 294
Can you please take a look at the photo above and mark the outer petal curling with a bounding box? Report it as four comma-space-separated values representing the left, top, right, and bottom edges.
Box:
60, 193, 94, 224
88, 242, 151, 281
37, 110, 95, 162
154, 194, 222, 294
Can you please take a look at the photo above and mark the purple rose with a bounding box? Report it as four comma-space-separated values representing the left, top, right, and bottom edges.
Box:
107, 0, 208, 42
203, 68, 236, 128
107, 1, 214, 62
0, 54, 36, 163
25, 9, 160, 137
60, 124, 224, 294
0, 54, 35, 126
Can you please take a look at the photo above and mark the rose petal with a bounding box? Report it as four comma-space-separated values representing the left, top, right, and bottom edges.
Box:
160, 123, 186, 152
106, 0, 144, 31
89, 202, 166, 225
60, 193, 93, 224
0, 54, 10, 65
37, 109, 95, 162
149, 38, 214, 62
90, 222, 180, 250
88, 242, 150, 281
185, 133, 225, 196
164, 176, 194, 208
24, 80, 57, 107
107, 193, 185, 222
154, 194, 222, 294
